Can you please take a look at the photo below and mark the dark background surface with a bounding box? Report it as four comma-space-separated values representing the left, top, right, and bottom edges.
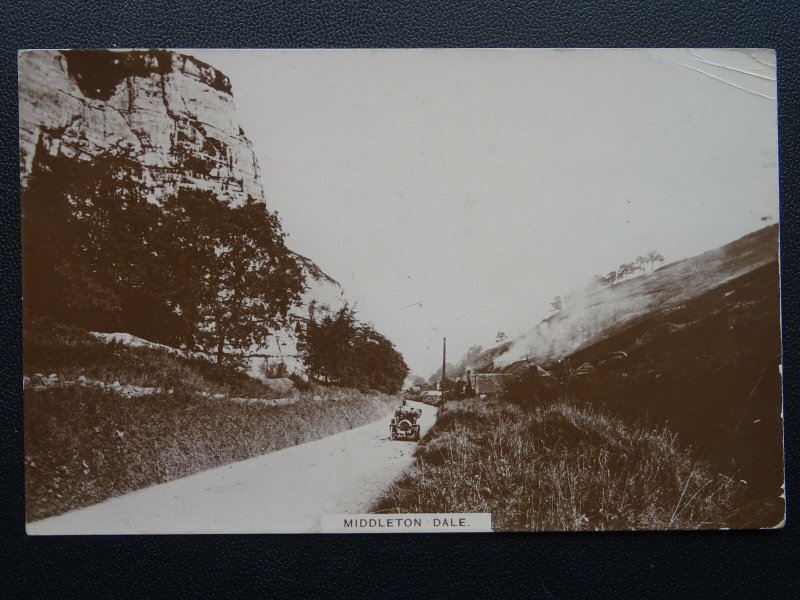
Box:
1, 1, 798, 597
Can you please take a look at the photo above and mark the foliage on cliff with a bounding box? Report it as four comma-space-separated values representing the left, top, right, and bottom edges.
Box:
158, 189, 304, 362
22, 151, 304, 364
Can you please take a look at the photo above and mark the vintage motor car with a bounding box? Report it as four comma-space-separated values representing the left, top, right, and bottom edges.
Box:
390, 406, 422, 441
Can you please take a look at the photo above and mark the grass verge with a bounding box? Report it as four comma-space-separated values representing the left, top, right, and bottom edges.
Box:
24, 317, 279, 399
25, 385, 395, 521
372, 399, 739, 531
24, 317, 397, 522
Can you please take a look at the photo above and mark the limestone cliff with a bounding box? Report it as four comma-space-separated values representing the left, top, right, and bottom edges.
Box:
19, 49, 346, 375
19, 50, 265, 203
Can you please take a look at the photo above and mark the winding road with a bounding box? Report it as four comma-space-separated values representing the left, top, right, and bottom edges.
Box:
27, 400, 436, 535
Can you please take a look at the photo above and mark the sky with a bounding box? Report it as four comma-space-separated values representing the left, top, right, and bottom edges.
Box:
189, 49, 778, 378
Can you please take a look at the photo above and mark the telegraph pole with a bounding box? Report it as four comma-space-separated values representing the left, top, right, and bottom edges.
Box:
441, 337, 447, 401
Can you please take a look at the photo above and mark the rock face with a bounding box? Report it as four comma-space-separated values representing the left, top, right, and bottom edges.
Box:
258, 254, 346, 377
19, 50, 263, 204
19, 49, 346, 374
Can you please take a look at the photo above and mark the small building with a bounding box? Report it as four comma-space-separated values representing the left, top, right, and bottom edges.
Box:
474, 373, 506, 400
573, 361, 595, 376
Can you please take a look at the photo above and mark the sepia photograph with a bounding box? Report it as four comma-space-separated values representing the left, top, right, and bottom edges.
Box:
19, 48, 783, 534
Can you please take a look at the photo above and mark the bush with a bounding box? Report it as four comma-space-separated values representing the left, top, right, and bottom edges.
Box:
289, 372, 313, 392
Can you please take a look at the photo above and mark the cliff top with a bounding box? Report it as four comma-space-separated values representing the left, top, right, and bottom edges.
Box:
60, 49, 233, 101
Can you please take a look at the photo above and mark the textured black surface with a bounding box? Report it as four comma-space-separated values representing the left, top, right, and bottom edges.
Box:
2, 1, 799, 598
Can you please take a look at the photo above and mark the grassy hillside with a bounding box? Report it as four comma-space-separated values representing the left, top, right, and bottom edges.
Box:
24, 318, 397, 521
474, 224, 779, 370
374, 399, 739, 531
378, 228, 784, 530
546, 259, 784, 526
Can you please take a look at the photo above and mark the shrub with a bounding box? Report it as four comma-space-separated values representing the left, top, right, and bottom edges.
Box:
289, 372, 313, 392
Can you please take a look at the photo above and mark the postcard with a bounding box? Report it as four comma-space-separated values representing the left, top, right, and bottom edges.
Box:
20, 48, 783, 533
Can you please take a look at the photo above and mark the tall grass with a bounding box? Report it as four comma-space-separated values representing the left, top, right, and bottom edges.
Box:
373, 400, 739, 531
25, 385, 395, 521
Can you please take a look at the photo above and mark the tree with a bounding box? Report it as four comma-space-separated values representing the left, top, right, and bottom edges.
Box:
636, 251, 665, 274
550, 296, 563, 312
22, 151, 181, 338
22, 150, 306, 365
645, 250, 665, 272
464, 375, 474, 398
496, 331, 507, 343
297, 304, 409, 393
616, 261, 644, 281
460, 345, 484, 372
159, 190, 305, 363
442, 345, 486, 379
298, 304, 359, 384
429, 362, 457, 383
349, 322, 409, 393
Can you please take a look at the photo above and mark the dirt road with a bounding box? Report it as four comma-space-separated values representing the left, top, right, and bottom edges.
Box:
27, 400, 435, 534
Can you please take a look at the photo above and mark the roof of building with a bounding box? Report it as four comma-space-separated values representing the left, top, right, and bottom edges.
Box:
573, 361, 595, 375
502, 359, 552, 377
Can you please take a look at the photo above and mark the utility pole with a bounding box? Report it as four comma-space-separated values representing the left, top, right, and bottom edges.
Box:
441, 337, 447, 401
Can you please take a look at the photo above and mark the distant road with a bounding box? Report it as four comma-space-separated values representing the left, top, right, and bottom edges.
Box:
27, 400, 435, 535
